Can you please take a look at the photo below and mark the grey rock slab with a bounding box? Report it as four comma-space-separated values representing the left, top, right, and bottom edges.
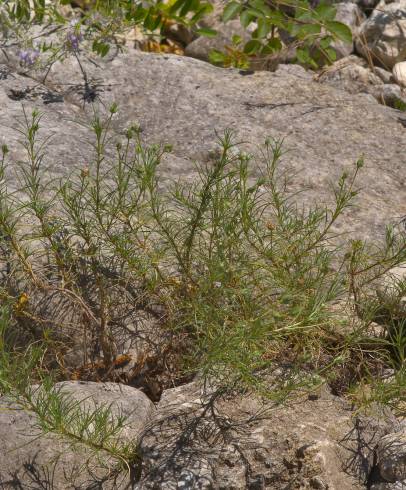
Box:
0, 381, 155, 489
1, 51, 406, 242
0, 63, 93, 188
137, 380, 391, 489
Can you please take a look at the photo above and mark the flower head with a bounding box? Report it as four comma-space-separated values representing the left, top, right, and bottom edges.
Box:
18, 48, 40, 67
66, 19, 83, 51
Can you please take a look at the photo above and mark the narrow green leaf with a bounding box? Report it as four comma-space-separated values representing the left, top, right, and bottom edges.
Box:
257, 18, 271, 39
240, 10, 255, 28
209, 49, 227, 64
325, 21, 352, 44
231, 34, 243, 46
222, 1, 242, 22
196, 27, 218, 37
244, 39, 262, 54
261, 37, 282, 54
315, 4, 336, 21
248, 0, 272, 16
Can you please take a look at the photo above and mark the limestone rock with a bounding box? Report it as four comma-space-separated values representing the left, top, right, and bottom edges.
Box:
375, 83, 406, 107
137, 380, 392, 489
316, 55, 406, 107
356, 0, 406, 69
375, 65, 395, 84
317, 55, 383, 91
332, 3, 365, 60
377, 428, 406, 482
0, 50, 406, 241
393, 61, 406, 87
0, 381, 154, 488
371, 482, 406, 489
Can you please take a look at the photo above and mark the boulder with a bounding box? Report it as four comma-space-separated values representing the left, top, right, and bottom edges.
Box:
317, 55, 383, 91
376, 83, 406, 107
377, 428, 406, 482
332, 3, 365, 60
356, 0, 406, 69
0, 381, 155, 488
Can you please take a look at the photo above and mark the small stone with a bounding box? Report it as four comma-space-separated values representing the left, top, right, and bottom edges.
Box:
310, 475, 329, 489
373, 84, 406, 108
393, 62, 406, 88
374, 66, 394, 84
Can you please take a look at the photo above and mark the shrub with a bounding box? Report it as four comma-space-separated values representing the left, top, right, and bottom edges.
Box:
0, 0, 352, 69
0, 105, 405, 401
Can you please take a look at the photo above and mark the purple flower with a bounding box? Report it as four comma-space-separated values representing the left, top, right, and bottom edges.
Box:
18, 48, 40, 66
66, 20, 83, 51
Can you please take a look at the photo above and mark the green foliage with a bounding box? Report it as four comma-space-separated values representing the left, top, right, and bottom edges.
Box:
0, 0, 352, 68
0, 304, 140, 475
209, 34, 250, 68
0, 106, 405, 409
219, 0, 352, 68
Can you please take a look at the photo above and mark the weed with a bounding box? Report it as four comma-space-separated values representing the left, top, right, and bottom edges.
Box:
0, 105, 405, 475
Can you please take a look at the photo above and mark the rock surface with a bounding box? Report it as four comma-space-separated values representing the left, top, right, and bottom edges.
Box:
376, 427, 406, 483
393, 61, 406, 87
356, 0, 406, 69
137, 380, 395, 489
317, 55, 406, 106
0, 381, 154, 488
332, 3, 365, 59
0, 51, 405, 243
